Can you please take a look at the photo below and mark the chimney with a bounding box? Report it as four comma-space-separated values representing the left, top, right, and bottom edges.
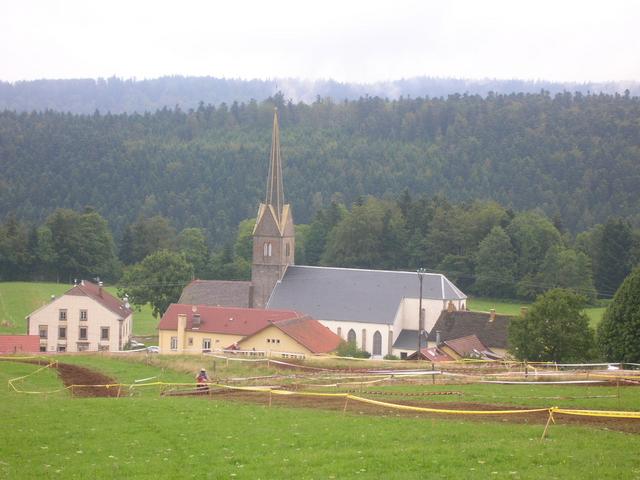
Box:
447, 301, 455, 313
436, 330, 442, 345
520, 307, 528, 318
489, 309, 496, 322
177, 313, 187, 353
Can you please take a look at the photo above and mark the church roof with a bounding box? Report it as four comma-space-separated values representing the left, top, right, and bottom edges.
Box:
178, 280, 252, 308
267, 265, 466, 325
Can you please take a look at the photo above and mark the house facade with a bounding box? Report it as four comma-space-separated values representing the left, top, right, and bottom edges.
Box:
26, 280, 133, 352
158, 304, 339, 358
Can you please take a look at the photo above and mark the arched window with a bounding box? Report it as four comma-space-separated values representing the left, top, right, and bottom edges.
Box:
347, 329, 356, 345
263, 242, 272, 257
373, 331, 382, 356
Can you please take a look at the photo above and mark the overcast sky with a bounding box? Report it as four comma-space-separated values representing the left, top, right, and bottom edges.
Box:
1, 0, 638, 83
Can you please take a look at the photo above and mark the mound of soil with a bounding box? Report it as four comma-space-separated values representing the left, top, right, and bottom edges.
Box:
55, 363, 119, 398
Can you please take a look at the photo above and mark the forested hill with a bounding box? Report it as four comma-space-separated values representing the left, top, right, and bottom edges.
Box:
0, 76, 638, 114
1, 92, 639, 245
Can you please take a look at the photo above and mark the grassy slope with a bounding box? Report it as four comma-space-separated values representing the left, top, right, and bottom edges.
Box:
467, 297, 605, 328
0, 282, 158, 336
1, 356, 639, 479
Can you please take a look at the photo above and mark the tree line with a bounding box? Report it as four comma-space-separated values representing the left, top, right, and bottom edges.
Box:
1, 91, 639, 249
1, 193, 638, 303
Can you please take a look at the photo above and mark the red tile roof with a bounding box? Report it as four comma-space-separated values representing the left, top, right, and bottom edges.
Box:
0, 335, 40, 354
269, 316, 342, 354
443, 334, 489, 357
411, 347, 453, 362
158, 304, 304, 336
65, 280, 132, 318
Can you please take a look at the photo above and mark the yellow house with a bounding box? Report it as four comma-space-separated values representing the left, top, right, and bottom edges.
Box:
157, 304, 339, 356
238, 316, 341, 358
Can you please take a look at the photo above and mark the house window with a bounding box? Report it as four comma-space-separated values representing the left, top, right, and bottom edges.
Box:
263, 242, 272, 257
79, 327, 88, 340
39, 345, 47, 352
59, 309, 67, 321
77, 343, 89, 352
347, 329, 356, 345
80, 310, 88, 321
202, 338, 211, 351
373, 331, 382, 356
58, 327, 67, 339
57, 345, 66, 352
100, 327, 109, 341
39, 325, 48, 339
170, 336, 178, 350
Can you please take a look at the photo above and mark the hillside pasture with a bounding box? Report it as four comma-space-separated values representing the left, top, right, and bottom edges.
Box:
1, 354, 639, 479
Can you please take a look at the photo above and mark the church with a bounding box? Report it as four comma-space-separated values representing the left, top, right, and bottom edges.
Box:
178, 109, 468, 358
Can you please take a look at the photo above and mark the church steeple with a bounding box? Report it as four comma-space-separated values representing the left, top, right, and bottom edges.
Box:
251, 107, 295, 309
265, 108, 284, 223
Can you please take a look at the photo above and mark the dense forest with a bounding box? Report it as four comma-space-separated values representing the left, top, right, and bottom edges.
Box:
1, 92, 639, 248
0, 76, 638, 114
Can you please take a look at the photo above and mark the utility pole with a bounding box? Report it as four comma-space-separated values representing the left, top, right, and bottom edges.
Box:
417, 268, 426, 359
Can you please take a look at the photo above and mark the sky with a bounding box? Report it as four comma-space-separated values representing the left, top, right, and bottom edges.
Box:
1, 0, 639, 83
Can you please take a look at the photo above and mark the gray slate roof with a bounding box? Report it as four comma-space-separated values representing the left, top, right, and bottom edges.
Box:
392, 329, 427, 350
427, 310, 512, 349
267, 265, 466, 325
178, 280, 252, 308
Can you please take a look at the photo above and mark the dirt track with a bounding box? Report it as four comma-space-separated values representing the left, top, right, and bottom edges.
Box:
55, 362, 119, 397
193, 388, 640, 434
7, 358, 639, 432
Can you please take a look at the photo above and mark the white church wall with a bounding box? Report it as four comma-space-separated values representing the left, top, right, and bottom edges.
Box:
318, 319, 393, 357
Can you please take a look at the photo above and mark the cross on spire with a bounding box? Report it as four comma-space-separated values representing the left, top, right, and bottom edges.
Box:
265, 107, 285, 223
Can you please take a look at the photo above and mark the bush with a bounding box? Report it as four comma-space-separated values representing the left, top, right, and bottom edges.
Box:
508, 288, 596, 362
336, 340, 371, 358
383, 354, 399, 360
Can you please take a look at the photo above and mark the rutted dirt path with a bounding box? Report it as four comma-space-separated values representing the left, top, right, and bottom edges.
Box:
55, 362, 119, 397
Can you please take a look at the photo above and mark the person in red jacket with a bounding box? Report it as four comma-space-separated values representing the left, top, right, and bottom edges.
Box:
196, 368, 209, 393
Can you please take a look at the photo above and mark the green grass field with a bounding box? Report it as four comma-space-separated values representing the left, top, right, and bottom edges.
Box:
0, 282, 158, 336
1, 355, 639, 479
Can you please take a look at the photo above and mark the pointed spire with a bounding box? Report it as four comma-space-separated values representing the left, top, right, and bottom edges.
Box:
265, 107, 285, 223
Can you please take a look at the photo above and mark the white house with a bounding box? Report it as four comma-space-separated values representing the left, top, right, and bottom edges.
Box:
26, 280, 133, 352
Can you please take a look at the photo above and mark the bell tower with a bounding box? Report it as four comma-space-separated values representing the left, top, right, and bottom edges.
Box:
251, 108, 295, 308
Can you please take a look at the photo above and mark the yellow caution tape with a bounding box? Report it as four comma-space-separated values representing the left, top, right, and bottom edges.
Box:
552, 408, 640, 419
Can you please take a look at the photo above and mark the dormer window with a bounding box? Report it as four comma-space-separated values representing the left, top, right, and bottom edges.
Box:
263, 242, 272, 257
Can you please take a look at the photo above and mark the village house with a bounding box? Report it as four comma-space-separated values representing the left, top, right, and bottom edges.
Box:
26, 280, 133, 352
426, 307, 512, 357
157, 304, 341, 358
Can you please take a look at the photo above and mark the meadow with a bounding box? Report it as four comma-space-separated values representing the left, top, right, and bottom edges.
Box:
1, 354, 639, 479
